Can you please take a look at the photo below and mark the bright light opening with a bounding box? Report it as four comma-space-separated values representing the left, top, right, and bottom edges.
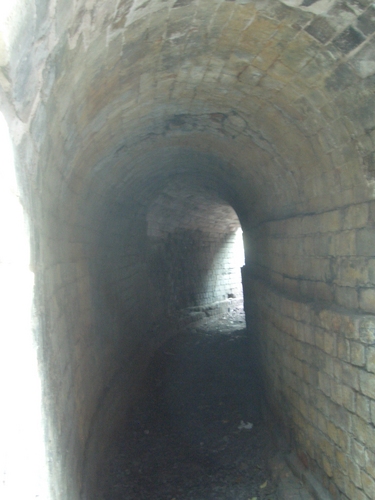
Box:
233, 227, 245, 268
0, 113, 50, 499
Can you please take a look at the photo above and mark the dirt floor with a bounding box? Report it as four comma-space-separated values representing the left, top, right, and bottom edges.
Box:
97, 307, 313, 500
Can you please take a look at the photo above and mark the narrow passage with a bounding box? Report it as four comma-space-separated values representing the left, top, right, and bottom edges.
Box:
97, 308, 289, 499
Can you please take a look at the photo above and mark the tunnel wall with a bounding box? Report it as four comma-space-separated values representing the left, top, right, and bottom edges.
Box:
32, 181, 180, 499
2, 0, 375, 499
246, 201, 375, 499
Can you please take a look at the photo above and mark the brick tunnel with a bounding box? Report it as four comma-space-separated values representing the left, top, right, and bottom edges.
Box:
1, 0, 375, 499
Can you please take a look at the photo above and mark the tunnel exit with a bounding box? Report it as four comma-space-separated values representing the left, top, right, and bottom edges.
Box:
146, 175, 246, 330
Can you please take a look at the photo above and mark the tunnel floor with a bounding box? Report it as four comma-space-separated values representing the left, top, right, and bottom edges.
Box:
97, 309, 308, 499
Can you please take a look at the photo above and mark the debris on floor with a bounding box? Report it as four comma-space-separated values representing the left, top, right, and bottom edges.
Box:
96, 309, 317, 500
238, 420, 254, 430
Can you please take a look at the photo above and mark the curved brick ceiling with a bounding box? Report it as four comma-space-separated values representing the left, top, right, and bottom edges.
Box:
6, 0, 375, 227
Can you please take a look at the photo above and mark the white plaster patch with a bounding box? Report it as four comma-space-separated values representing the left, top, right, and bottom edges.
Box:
279, 0, 335, 15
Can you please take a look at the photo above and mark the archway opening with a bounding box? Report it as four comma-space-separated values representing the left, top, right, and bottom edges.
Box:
146, 178, 246, 329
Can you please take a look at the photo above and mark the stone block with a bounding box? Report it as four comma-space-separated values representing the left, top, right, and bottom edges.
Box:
332, 26, 366, 54
342, 385, 355, 413
318, 434, 335, 460
367, 346, 375, 374
359, 370, 375, 400
316, 409, 327, 433
253, 45, 280, 71
350, 341, 366, 367
325, 63, 358, 92
352, 414, 371, 447
351, 38, 375, 79
327, 400, 351, 432
365, 449, 375, 477
356, 393, 371, 423
324, 331, 336, 356
335, 426, 350, 453
343, 203, 368, 230
333, 359, 343, 379
279, 31, 318, 72
322, 454, 333, 477
344, 482, 367, 500
267, 61, 295, 84
335, 448, 347, 470
332, 230, 356, 256
346, 461, 362, 491
335, 257, 368, 287
341, 362, 360, 390
305, 16, 336, 44
320, 209, 342, 233
359, 288, 375, 314
335, 286, 358, 310
357, 5, 375, 36
319, 371, 331, 396
368, 259, 375, 284
358, 317, 375, 344
330, 379, 342, 405
332, 468, 348, 495
361, 470, 375, 498
351, 438, 366, 468
317, 309, 341, 333
315, 327, 325, 350
337, 337, 350, 361
356, 228, 375, 256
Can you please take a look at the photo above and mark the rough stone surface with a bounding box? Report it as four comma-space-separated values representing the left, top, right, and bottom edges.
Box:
1, 0, 375, 499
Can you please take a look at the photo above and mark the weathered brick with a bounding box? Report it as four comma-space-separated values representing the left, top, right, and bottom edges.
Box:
356, 229, 375, 256
314, 326, 324, 349
335, 285, 358, 310
356, 393, 371, 423
367, 346, 375, 374
337, 337, 350, 362
335, 258, 368, 288
352, 414, 375, 451
335, 426, 350, 452
330, 379, 343, 405
359, 370, 375, 400
346, 457, 362, 488
358, 317, 375, 344
316, 409, 327, 434
322, 453, 333, 477
318, 309, 342, 333
341, 362, 360, 390
350, 341, 366, 367
319, 371, 331, 396
359, 288, 375, 314
371, 400, 375, 425
324, 331, 337, 356
365, 449, 375, 477
319, 434, 335, 459
335, 448, 347, 470
327, 400, 351, 432
351, 439, 366, 468
367, 259, 375, 286
333, 467, 348, 495
331, 230, 356, 256
342, 385, 355, 413
361, 470, 375, 498
344, 481, 367, 500
343, 203, 368, 230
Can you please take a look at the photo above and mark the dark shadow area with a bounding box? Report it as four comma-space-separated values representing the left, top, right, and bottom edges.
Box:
97, 310, 278, 499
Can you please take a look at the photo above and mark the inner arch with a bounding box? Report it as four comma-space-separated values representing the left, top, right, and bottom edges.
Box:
2, 0, 375, 499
